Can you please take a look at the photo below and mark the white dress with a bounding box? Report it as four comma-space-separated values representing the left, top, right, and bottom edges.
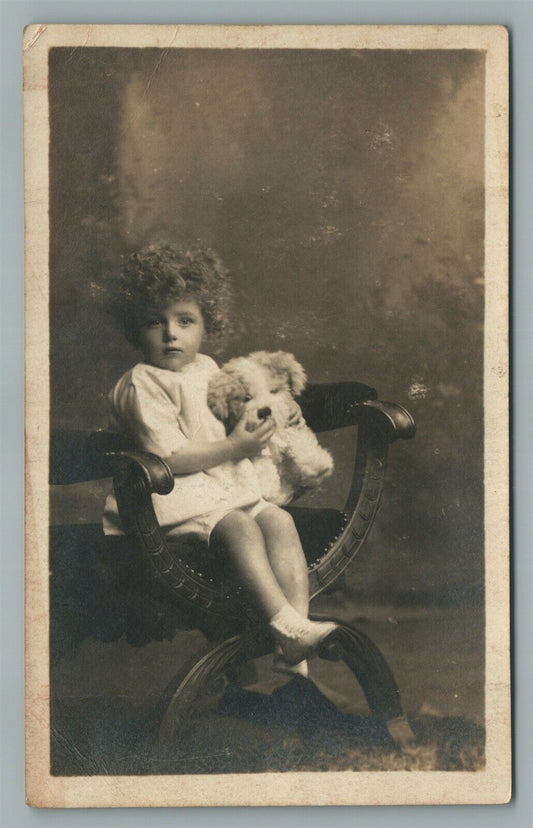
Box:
102, 354, 264, 538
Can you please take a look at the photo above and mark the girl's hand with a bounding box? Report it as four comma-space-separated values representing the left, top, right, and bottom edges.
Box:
229, 415, 275, 459
287, 401, 305, 429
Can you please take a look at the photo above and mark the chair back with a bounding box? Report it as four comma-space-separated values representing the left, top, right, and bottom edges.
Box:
49, 430, 130, 485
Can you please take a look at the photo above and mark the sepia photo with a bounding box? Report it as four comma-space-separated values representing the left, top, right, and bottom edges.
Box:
24, 24, 510, 807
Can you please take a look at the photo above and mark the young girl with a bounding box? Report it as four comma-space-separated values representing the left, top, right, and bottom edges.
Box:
103, 242, 335, 675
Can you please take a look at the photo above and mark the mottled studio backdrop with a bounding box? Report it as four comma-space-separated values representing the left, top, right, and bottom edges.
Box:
49, 48, 484, 605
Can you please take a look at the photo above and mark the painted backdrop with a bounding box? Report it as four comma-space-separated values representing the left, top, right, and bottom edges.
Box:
49, 47, 484, 605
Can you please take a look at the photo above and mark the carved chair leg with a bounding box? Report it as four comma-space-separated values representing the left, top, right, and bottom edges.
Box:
316, 621, 415, 749
155, 635, 243, 754
155, 632, 267, 756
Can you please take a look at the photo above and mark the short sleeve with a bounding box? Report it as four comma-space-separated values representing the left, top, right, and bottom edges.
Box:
197, 354, 220, 377
110, 367, 187, 457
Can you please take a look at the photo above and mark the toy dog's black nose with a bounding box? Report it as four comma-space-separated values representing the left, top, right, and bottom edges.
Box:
258, 406, 272, 420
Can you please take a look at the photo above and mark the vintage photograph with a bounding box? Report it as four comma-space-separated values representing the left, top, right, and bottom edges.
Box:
24, 25, 510, 807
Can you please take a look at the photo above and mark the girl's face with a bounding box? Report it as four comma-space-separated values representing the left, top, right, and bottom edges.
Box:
138, 298, 205, 372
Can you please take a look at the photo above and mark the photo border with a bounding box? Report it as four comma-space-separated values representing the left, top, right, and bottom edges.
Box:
23, 21, 510, 810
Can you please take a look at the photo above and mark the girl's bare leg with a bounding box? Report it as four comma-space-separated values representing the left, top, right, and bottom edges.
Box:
254, 505, 311, 675
256, 505, 335, 675
254, 505, 336, 666
210, 510, 289, 619
211, 508, 336, 666
254, 505, 309, 616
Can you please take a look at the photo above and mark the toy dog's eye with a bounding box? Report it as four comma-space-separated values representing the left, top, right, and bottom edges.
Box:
270, 388, 281, 394
243, 394, 252, 402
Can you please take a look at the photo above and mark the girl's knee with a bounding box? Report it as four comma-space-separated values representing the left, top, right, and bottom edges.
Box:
258, 504, 298, 536
212, 509, 258, 542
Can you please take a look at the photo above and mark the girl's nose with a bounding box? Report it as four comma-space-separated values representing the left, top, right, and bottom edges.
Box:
164, 322, 178, 341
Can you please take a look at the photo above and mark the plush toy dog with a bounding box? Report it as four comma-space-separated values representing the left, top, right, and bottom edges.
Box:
207, 351, 334, 506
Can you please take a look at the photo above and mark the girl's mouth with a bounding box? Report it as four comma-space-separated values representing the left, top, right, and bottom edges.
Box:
164, 347, 183, 354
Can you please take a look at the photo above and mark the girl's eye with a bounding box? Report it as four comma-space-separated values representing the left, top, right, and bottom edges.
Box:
179, 317, 194, 326
146, 318, 161, 328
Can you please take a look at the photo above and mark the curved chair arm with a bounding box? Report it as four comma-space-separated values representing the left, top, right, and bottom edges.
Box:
360, 400, 416, 443
307, 399, 415, 598
104, 450, 174, 496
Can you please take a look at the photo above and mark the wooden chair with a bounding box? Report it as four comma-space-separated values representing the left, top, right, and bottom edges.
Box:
50, 380, 416, 757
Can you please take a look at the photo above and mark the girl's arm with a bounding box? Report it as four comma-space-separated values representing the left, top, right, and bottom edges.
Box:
164, 416, 275, 475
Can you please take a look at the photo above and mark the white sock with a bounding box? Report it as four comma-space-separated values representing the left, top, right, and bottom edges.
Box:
269, 604, 337, 665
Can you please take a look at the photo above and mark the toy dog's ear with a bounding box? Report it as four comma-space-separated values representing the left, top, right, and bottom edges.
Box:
266, 351, 307, 397
207, 369, 247, 432
207, 372, 238, 422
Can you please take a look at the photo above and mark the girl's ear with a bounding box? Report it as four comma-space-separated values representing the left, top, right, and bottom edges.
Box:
262, 351, 307, 397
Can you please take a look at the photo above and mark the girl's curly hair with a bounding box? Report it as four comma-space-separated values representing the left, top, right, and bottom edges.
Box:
106, 243, 232, 345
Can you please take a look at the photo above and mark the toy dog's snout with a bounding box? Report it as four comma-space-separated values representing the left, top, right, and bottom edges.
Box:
258, 406, 272, 420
